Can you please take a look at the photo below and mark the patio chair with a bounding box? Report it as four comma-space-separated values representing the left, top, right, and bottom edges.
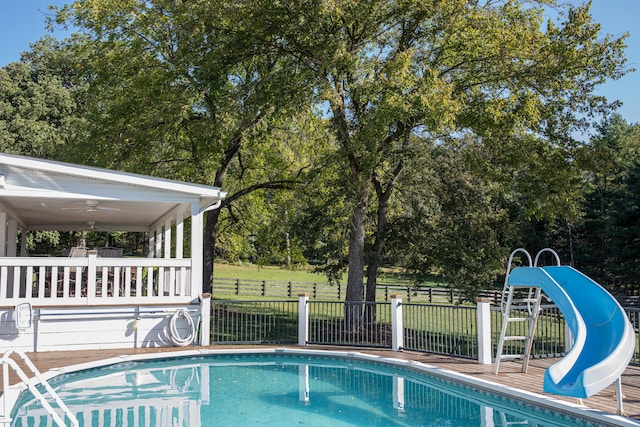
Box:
53, 246, 88, 297
95, 247, 125, 296
97, 247, 124, 257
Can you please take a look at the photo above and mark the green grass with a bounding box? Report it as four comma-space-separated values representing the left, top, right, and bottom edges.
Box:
214, 263, 445, 288
214, 263, 332, 283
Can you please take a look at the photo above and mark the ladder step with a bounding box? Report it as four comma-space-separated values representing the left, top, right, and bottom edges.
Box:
513, 298, 539, 303
504, 336, 528, 341
506, 317, 530, 323
499, 354, 523, 361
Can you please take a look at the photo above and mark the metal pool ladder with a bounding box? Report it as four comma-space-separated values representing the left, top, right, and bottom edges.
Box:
1, 349, 78, 427
494, 248, 560, 375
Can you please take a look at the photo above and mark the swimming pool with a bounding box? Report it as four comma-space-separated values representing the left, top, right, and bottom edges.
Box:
8, 349, 636, 426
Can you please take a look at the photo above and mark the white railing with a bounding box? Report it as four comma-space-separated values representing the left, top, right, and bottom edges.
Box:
1, 349, 78, 427
0, 255, 194, 306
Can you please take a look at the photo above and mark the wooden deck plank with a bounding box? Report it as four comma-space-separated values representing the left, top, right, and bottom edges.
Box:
2, 345, 640, 422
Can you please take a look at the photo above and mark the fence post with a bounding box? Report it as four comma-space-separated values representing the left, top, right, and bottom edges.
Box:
476, 298, 492, 365
200, 293, 211, 346
298, 293, 309, 346
391, 295, 403, 351
262, 280, 266, 296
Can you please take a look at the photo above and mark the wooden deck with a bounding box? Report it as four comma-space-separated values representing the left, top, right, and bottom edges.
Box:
3, 345, 640, 424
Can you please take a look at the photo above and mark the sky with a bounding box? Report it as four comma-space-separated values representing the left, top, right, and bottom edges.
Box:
1, 0, 639, 130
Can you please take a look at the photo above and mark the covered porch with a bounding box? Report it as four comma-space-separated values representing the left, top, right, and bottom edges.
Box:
0, 153, 225, 351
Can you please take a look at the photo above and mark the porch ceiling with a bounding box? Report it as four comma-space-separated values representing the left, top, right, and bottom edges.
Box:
0, 153, 226, 232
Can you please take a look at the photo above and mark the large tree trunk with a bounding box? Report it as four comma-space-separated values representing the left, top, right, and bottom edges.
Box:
345, 203, 367, 302
203, 208, 221, 294
344, 190, 369, 331
365, 162, 403, 324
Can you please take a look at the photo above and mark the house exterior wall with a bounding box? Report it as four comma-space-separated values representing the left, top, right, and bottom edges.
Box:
0, 304, 203, 352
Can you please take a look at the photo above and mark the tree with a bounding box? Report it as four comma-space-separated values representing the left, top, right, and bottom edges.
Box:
243, 0, 629, 303
0, 36, 85, 158
55, 0, 315, 292
575, 114, 640, 292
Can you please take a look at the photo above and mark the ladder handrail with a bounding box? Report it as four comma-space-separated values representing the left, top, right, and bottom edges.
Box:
534, 248, 561, 267
501, 248, 533, 315
1, 350, 78, 427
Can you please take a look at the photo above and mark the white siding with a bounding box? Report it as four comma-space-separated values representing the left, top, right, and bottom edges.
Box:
0, 305, 201, 352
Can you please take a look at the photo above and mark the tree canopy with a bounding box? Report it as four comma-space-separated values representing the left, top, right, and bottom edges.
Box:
229, 0, 629, 301
1, 0, 635, 299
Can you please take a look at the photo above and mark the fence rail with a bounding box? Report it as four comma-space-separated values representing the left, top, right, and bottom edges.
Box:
212, 277, 501, 303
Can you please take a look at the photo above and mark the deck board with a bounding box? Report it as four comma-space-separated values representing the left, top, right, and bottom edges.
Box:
2, 345, 640, 422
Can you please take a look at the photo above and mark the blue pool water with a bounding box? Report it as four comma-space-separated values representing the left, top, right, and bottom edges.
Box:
10, 351, 611, 426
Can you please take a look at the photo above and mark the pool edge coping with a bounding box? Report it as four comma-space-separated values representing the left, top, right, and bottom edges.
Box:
8, 347, 640, 427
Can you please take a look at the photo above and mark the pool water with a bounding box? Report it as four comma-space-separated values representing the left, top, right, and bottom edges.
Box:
11, 352, 603, 426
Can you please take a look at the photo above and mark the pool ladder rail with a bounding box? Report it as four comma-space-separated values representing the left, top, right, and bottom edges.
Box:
494, 248, 559, 375
1, 349, 78, 427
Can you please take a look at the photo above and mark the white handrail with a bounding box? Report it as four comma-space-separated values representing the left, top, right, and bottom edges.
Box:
500, 248, 533, 315
1, 350, 78, 427
534, 248, 561, 267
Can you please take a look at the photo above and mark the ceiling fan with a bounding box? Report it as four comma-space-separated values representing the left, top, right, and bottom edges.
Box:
62, 200, 121, 213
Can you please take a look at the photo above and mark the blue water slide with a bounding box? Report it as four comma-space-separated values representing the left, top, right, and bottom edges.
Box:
507, 266, 635, 398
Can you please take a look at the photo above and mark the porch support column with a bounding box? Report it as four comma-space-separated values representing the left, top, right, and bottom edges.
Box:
190, 202, 203, 298
176, 211, 186, 296
155, 225, 163, 258
6, 219, 16, 256
164, 219, 172, 259
191, 202, 208, 344
176, 212, 184, 259
148, 232, 155, 258
0, 212, 6, 256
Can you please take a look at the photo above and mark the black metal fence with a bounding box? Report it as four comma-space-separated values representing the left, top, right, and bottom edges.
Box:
403, 303, 478, 358
307, 301, 391, 347
491, 305, 567, 359
211, 300, 298, 344
209, 298, 639, 365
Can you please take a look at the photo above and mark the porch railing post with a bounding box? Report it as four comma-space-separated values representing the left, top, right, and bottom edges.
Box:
87, 252, 98, 303
476, 298, 492, 364
298, 293, 309, 346
391, 295, 403, 351
200, 293, 211, 346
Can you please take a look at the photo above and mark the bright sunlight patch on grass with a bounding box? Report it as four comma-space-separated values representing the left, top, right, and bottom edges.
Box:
214, 263, 445, 288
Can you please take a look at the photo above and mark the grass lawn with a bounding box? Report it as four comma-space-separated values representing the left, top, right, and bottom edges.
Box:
214, 263, 445, 287
214, 263, 332, 283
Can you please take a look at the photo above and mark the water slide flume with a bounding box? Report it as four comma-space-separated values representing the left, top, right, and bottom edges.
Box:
507, 265, 635, 398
